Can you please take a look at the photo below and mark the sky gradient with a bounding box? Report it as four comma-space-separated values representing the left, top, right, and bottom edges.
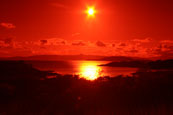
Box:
0, 0, 173, 58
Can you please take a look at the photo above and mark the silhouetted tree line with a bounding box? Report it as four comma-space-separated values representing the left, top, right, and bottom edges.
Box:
0, 61, 172, 115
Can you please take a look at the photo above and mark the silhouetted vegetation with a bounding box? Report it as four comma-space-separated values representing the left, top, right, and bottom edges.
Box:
0, 61, 172, 115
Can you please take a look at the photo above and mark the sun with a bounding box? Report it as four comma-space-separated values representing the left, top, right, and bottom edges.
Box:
88, 8, 94, 15
86, 6, 96, 17
79, 62, 102, 80
81, 65, 99, 80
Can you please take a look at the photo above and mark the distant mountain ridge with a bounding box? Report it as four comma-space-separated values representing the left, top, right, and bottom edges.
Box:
0, 55, 148, 61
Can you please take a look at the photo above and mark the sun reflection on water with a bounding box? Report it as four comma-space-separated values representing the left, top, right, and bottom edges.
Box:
79, 62, 102, 80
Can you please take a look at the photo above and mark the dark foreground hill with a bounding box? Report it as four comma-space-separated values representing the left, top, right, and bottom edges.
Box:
0, 61, 172, 115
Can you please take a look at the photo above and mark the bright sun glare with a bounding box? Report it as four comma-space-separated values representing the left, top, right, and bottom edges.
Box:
86, 7, 96, 17
80, 62, 102, 80
88, 8, 94, 15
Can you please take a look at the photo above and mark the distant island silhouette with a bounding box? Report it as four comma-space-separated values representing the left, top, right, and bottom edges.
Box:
0, 55, 149, 61
100, 59, 173, 69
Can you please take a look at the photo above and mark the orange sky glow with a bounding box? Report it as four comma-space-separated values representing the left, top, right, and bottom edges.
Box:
0, 0, 172, 59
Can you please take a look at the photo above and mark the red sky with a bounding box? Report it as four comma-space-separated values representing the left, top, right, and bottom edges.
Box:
0, 0, 173, 58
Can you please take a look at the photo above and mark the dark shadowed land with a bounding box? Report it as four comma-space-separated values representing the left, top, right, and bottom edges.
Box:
0, 61, 173, 115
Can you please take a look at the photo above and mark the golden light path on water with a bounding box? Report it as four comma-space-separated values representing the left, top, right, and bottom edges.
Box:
79, 61, 103, 80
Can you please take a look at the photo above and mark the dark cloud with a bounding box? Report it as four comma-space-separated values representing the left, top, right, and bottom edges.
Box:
72, 41, 85, 46
112, 44, 115, 47
0, 37, 13, 44
61, 41, 66, 45
39, 38, 66, 46
40, 40, 48, 45
0, 37, 14, 49
119, 43, 126, 47
96, 41, 106, 47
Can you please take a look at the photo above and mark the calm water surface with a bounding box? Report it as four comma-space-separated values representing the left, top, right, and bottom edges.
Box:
27, 60, 138, 80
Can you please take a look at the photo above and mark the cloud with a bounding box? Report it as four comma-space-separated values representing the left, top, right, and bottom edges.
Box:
72, 33, 80, 37
39, 38, 67, 46
0, 37, 13, 44
96, 41, 106, 47
160, 40, 173, 44
0, 22, 16, 29
133, 37, 152, 43
0, 38, 173, 59
146, 43, 173, 59
118, 42, 127, 47
72, 41, 85, 46
126, 49, 139, 53
0, 37, 15, 49
51, 3, 68, 9
112, 44, 116, 47
40, 40, 48, 45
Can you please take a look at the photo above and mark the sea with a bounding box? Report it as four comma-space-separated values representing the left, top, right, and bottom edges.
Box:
26, 60, 138, 78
